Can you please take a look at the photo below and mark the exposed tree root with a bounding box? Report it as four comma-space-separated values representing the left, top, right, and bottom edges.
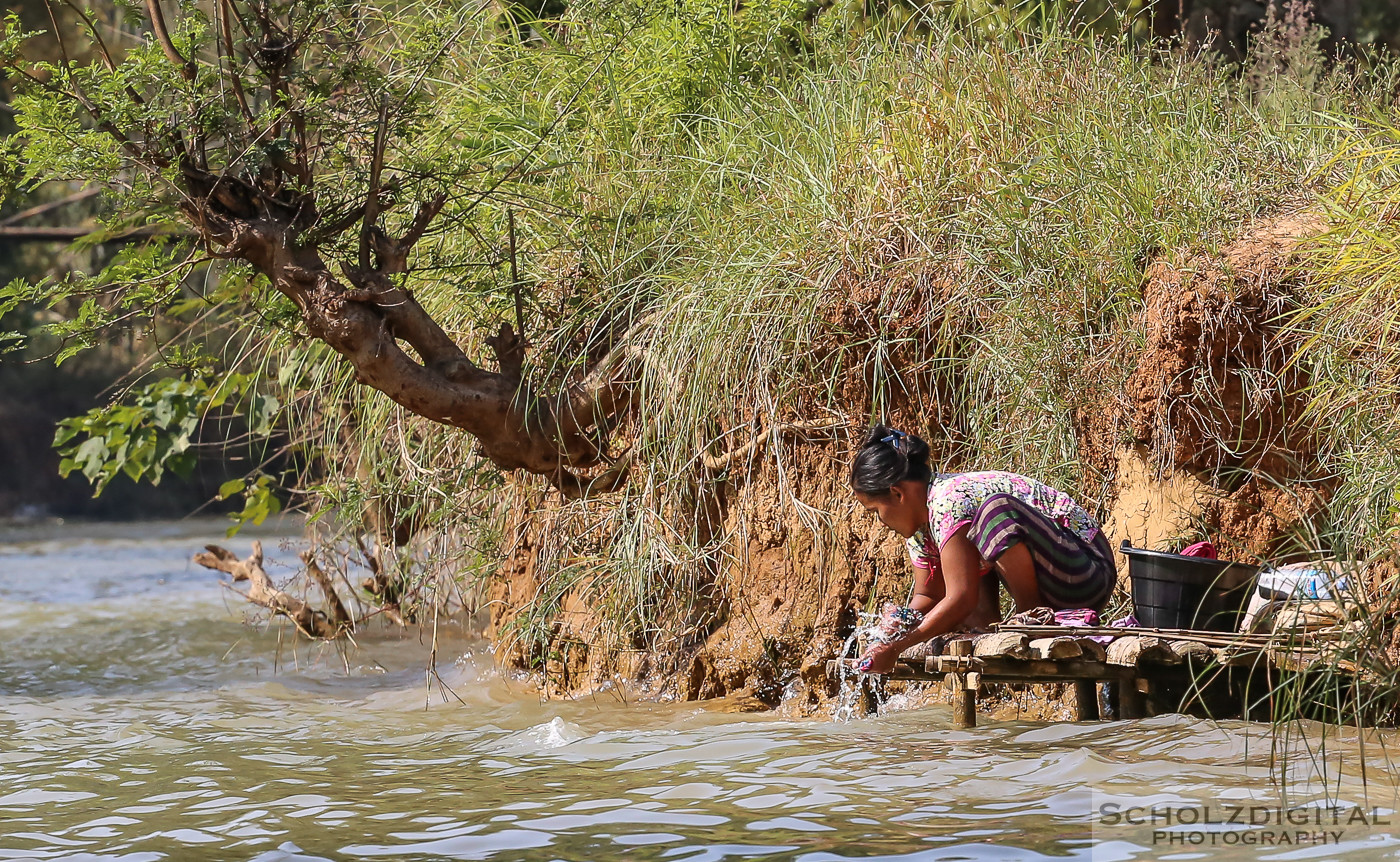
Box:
701, 420, 846, 472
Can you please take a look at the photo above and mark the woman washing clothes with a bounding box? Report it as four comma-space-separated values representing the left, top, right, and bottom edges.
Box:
851, 425, 1115, 674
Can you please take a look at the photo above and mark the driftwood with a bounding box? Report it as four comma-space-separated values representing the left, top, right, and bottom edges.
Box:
355, 535, 407, 626
196, 542, 343, 639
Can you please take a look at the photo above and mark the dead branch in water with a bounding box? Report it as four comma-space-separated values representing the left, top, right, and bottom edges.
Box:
355, 534, 408, 626
300, 549, 354, 630
195, 541, 343, 639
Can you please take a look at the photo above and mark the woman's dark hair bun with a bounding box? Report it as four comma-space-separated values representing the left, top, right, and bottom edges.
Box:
849, 424, 931, 496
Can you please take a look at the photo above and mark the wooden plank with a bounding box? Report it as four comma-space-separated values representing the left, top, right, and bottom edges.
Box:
1029, 636, 1083, 660
973, 631, 1031, 659
1004, 658, 1135, 681
832, 655, 1140, 683
1215, 647, 1270, 668
933, 656, 1135, 681
1269, 648, 1344, 672
897, 640, 939, 663
1170, 640, 1215, 663
1075, 638, 1108, 663
999, 624, 1295, 648
1106, 636, 1179, 667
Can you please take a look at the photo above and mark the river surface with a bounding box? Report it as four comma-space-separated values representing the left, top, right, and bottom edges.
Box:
2, 520, 1400, 861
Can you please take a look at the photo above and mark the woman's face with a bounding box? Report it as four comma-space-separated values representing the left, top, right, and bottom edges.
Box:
854, 481, 925, 539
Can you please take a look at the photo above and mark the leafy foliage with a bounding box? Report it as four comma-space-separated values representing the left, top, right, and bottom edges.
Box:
53, 372, 277, 493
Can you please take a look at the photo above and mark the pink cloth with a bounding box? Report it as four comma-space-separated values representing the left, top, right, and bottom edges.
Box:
1053, 608, 1099, 627
1180, 541, 1217, 559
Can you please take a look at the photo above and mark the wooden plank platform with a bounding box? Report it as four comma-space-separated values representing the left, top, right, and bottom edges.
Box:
829, 625, 1350, 726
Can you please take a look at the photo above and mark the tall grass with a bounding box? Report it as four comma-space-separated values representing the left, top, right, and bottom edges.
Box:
255, 3, 1392, 676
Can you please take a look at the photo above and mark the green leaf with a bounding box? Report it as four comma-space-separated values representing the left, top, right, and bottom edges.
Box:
73, 436, 110, 481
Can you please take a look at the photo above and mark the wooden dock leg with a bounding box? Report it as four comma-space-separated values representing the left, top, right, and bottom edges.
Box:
857, 676, 881, 716
950, 639, 977, 728
1074, 680, 1100, 721
1118, 678, 1147, 720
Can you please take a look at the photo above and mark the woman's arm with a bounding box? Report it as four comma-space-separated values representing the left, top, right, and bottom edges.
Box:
861, 528, 981, 674
909, 563, 943, 614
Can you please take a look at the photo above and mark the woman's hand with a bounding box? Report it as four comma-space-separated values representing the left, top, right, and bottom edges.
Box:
858, 640, 904, 675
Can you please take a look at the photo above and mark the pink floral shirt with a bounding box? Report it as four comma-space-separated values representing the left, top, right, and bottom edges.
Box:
905, 471, 1099, 572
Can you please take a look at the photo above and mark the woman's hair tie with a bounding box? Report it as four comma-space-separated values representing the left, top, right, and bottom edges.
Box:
880, 429, 907, 451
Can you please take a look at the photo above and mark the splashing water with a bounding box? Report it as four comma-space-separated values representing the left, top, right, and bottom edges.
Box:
829, 628, 867, 723
829, 604, 923, 722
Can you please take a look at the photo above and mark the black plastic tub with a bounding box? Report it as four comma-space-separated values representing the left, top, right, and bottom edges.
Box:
1120, 541, 1260, 632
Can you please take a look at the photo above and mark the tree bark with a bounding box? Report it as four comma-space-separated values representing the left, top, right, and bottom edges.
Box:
190, 211, 628, 489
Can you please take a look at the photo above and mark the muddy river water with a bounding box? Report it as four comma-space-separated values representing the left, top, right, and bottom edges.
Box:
2, 520, 1400, 861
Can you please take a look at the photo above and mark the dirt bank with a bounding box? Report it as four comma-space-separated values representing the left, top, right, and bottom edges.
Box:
487, 213, 1331, 712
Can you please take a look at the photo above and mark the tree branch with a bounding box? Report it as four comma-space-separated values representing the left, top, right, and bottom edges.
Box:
359, 100, 390, 271
218, 0, 256, 125
399, 194, 448, 258
553, 449, 636, 500
145, 0, 198, 81
558, 310, 667, 443
0, 188, 100, 226
195, 541, 342, 638
339, 266, 481, 383
368, 192, 446, 274
16, 0, 644, 489
58, 0, 123, 79
300, 549, 353, 630
485, 322, 526, 381
508, 208, 526, 339
356, 535, 406, 626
